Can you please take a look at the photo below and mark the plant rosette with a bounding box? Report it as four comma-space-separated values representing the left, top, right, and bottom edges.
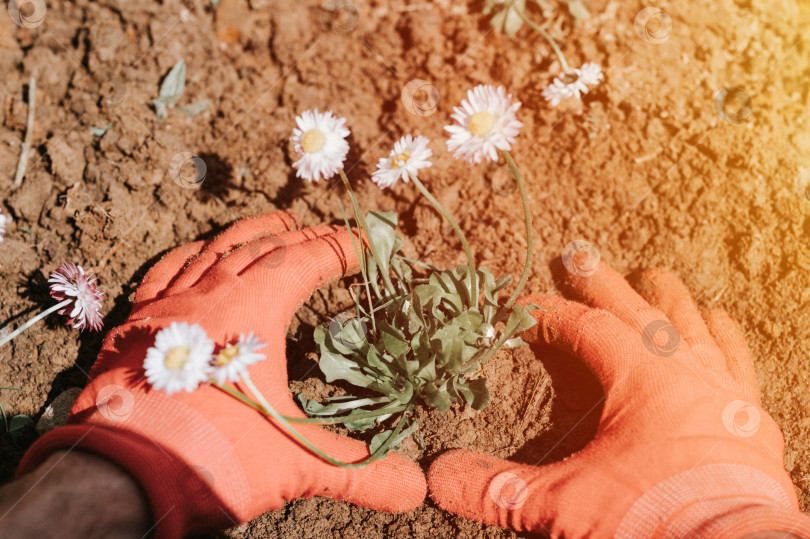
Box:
293, 85, 538, 462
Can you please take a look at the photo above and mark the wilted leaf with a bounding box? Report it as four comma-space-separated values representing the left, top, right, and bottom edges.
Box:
90, 124, 113, 137
154, 60, 186, 120
178, 99, 212, 117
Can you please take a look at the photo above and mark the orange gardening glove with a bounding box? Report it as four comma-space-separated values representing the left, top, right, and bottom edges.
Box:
18, 211, 426, 538
428, 260, 810, 538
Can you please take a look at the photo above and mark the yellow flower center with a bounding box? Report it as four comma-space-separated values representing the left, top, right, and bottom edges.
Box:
164, 346, 190, 371
392, 151, 411, 168
301, 129, 326, 153
216, 344, 240, 366
469, 111, 496, 137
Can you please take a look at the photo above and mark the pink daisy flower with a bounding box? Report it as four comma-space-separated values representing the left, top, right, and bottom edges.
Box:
48, 262, 105, 331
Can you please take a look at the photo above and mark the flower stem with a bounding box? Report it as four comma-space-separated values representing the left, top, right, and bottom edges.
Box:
337, 197, 377, 336
0, 299, 71, 348
240, 373, 409, 468
501, 150, 533, 309
338, 169, 396, 296
213, 382, 406, 425
408, 172, 478, 306
514, 6, 571, 72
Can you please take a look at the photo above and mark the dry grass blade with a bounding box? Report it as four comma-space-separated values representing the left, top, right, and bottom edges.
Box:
12, 72, 37, 188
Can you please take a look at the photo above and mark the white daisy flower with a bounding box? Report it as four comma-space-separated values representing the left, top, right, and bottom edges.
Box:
542, 63, 604, 107
445, 85, 523, 165
0, 208, 6, 242
144, 322, 214, 395
371, 135, 433, 189
210, 332, 267, 384
291, 109, 350, 182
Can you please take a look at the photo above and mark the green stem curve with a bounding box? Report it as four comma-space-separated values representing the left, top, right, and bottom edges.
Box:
408, 172, 477, 306
239, 374, 410, 468
502, 150, 533, 309
514, 6, 571, 72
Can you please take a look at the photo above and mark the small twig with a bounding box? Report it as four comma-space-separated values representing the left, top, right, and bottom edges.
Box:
12, 72, 37, 188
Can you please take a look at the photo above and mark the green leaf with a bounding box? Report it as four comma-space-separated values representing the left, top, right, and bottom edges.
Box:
178, 98, 212, 117
295, 393, 386, 416
370, 418, 419, 453
8, 414, 34, 448
364, 345, 395, 380
423, 382, 452, 412
466, 378, 491, 410
366, 211, 397, 279
432, 323, 463, 369
393, 381, 414, 405
504, 302, 537, 338
314, 325, 375, 389
154, 60, 186, 120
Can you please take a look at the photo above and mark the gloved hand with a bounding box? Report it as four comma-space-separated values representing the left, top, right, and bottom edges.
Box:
428, 260, 810, 538
18, 212, 426, 538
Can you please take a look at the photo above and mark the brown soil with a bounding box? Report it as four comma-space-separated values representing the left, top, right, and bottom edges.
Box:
1, 0, 809, 537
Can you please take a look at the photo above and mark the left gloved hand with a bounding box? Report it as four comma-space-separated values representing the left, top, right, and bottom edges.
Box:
18, 211, 426, 538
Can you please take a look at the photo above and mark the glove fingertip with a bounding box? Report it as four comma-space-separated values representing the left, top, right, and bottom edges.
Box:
427, 449, 499, 509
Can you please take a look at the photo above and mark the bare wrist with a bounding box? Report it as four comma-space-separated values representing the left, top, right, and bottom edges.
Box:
0, 450, 151, 539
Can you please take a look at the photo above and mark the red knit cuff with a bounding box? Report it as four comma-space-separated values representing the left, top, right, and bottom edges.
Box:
18, 424, 232, 538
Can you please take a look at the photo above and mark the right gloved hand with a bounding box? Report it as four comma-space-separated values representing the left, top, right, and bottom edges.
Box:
428, 260, 810, 538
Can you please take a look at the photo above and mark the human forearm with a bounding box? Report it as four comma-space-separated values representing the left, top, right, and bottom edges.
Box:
0, 450, 151, 539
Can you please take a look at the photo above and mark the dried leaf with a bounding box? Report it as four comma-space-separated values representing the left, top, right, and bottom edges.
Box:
178, 99, 212, 117
154, 60, 186, 120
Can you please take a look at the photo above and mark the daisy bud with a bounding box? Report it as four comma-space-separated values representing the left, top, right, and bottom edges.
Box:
371, 135, 433, 189
445, 85, 522, 165
290, 109, 350, 182
210, 332, 267, 384
48, 262, 105, 331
